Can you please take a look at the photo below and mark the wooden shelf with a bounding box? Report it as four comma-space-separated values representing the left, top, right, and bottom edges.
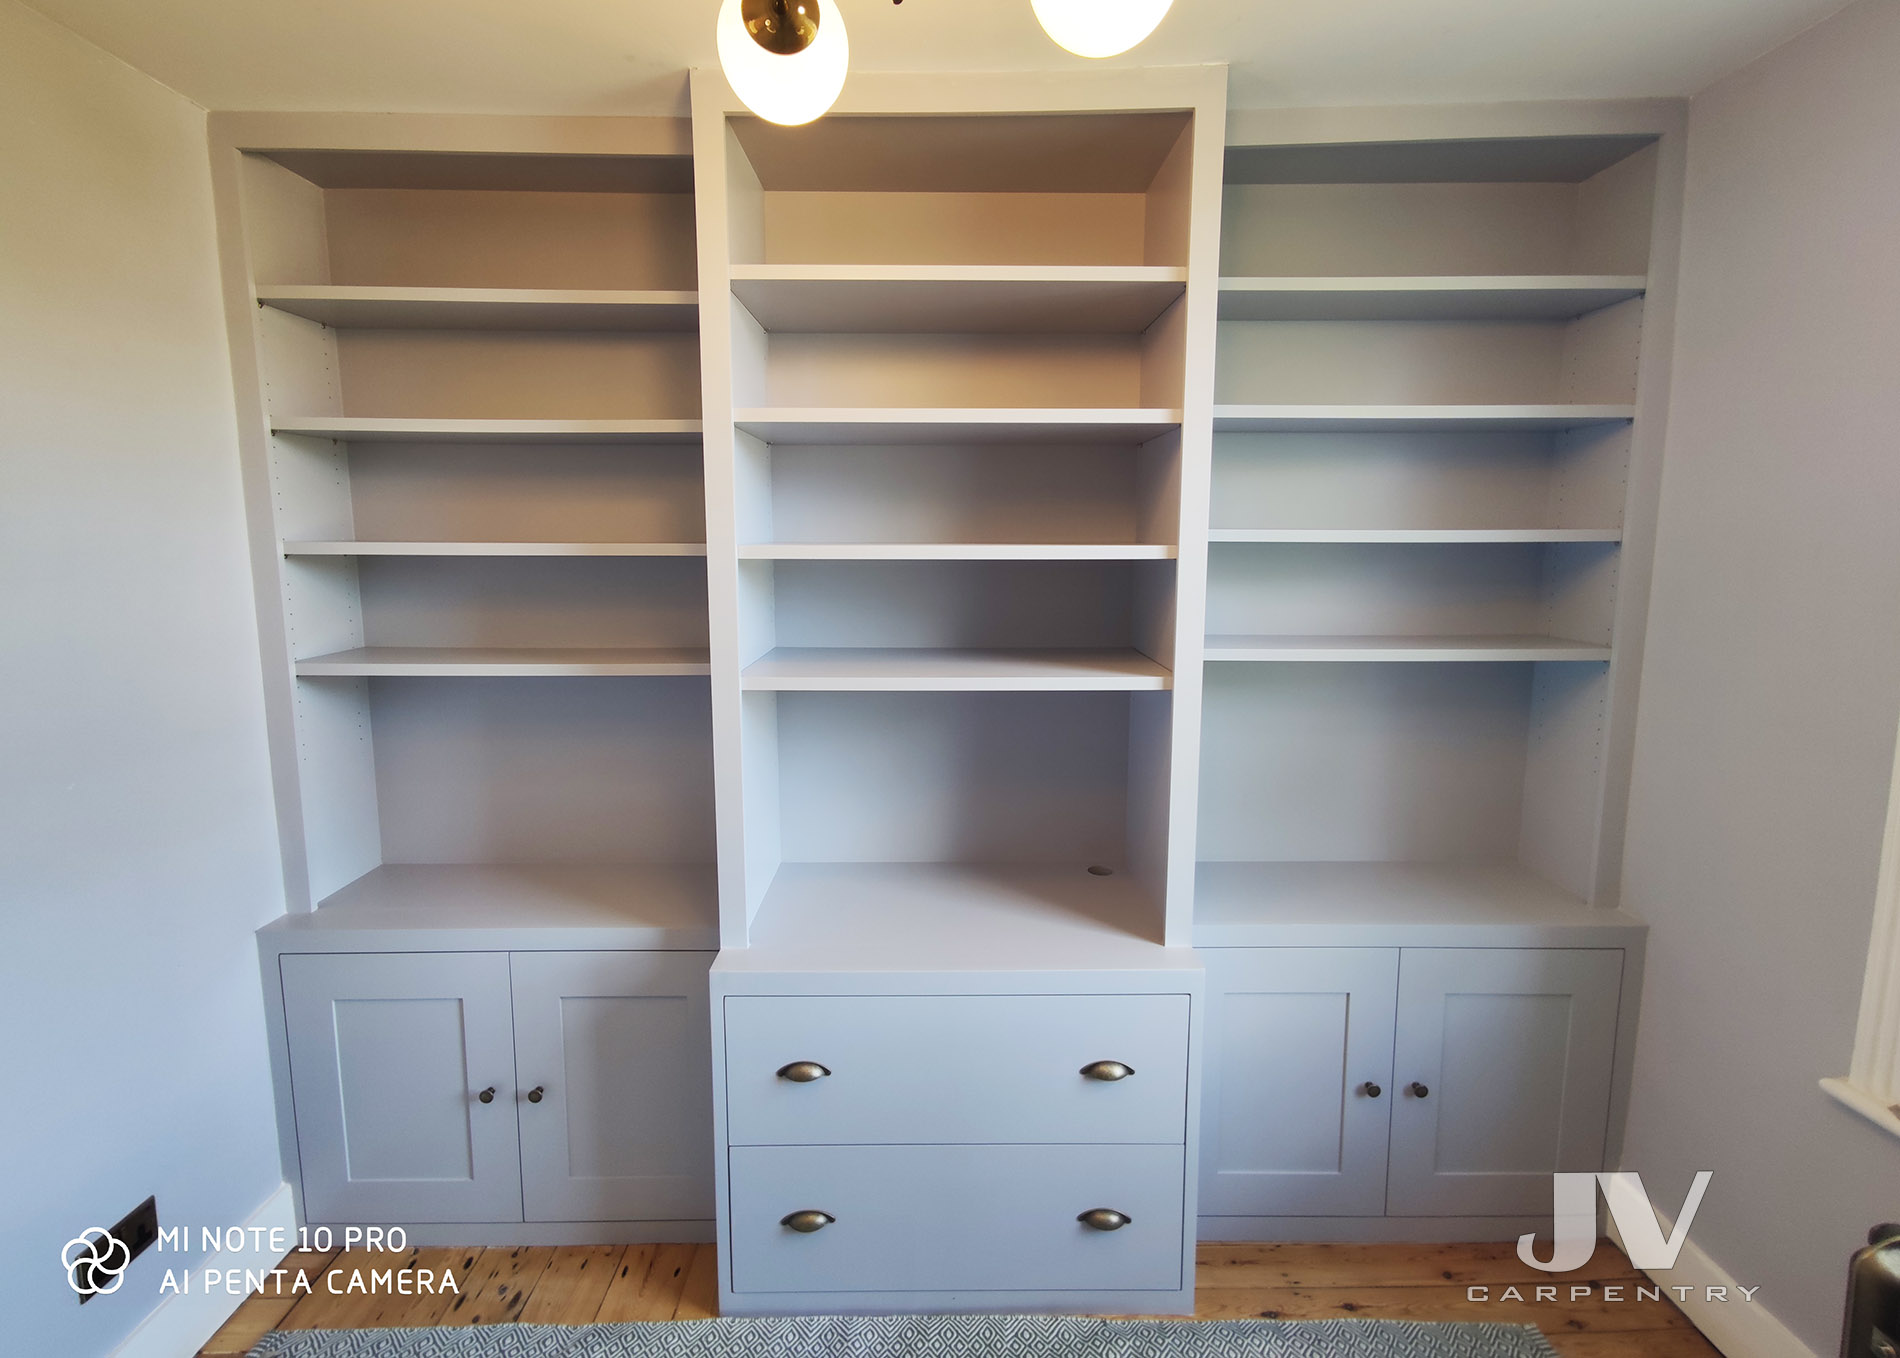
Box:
1208, 527, 1621, 544
1217, 276, 1646, 322
282, 541, 708, 557
262, 863, 720, 952
738, 542, 1177, 561
1204, 635, 1611, 663
270, 417, 704, 444
295, 646, 712, 677
1213, 405, 1635, 433
1193, 861, 1643, 948
741, 647, 1172, 692
729, 265, 1186, 333
734, 409, 1182, 445
257, 285, 699, 331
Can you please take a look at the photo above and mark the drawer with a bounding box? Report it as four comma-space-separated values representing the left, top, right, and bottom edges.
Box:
723, 994, 1190, 1146
729, 1143, 1185, 1294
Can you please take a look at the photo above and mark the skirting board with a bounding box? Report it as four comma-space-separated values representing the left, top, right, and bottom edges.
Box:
1199, 1216, 1548, 1243
1606, 1208, 1818, 1358
110, 1181, 296, 1358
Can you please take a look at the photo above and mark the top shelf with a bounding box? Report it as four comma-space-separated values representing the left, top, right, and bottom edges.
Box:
1218, 276, 1646, 322
256, 285, 700, 332
729, 265, 1186, 334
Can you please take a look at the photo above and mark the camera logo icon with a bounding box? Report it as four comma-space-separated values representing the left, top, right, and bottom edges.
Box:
63, 1228, 132, 1297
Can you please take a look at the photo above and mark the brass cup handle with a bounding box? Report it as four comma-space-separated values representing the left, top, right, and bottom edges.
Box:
1362, 1082, 1383, 1099
777, 1061, 831, 1083
527, 1086, 545, 1104
781, 1211, 834, 1233
1080, 1060, 1135, 1082
477, 1087, 496, 1104
1410, 1082, 1430, 1099
1078, 1209, 1132, 1232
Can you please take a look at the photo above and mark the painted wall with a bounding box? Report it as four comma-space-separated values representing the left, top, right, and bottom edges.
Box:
0, 1, 289, 1351
1618, 0, 1900, 1350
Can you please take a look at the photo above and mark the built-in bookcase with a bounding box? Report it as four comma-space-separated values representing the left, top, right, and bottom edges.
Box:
1197, 132, 1664, 940
223, 136, 719, 941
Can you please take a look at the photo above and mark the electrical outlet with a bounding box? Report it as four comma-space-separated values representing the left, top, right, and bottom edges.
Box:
74, 1197, 158, 1304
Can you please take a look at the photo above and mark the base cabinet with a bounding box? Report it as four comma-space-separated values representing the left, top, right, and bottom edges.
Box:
281, 950, 714, 1227
1200, 946, 1625, 1222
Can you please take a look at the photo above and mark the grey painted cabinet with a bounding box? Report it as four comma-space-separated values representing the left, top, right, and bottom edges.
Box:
1200, 947, 1624, 1222
281, 950, 714, 1226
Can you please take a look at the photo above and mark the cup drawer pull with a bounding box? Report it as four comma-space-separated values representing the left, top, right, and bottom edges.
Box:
1080, 1060, 1135, 1082
781, 1211, 835, 1233
777, 1062, 831, 1083
1077, 1208, 1132, 1231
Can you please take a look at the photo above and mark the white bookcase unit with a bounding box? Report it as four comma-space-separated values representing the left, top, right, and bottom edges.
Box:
209, 90, 1684, 1305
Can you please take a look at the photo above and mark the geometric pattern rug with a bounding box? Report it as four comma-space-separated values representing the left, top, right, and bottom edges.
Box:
245, 1316, 1561, 1358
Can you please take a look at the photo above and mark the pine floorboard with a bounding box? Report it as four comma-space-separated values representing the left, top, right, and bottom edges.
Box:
197, 1239, 1721, 1356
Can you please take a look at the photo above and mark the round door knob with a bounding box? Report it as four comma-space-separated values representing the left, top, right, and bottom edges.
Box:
1362, 1082, 1383, 1098
1080, 1061, 1135, 1082
477, 1087, 496, 1104
1078, 1209, 1132, 1232
777, 1061, 831, 1083
527, 1086, 545, 1104
1410, 1082, 1430, 1099
781, 1211, 834, 1233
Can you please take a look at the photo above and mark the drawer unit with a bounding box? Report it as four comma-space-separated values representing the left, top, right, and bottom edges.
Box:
728, 1143, 1186, 1295
724, 994, 1191, 1146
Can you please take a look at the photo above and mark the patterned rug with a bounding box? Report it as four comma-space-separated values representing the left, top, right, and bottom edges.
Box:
246, 1316, 1559, 1358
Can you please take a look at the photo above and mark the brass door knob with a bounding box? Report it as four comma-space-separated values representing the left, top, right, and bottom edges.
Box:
527, 1086, 545, 1104
1078, 1208, 1132, 1231
781, 1211, 834, 1233
777, 1061, 831, 1083
1080, 1061, 1135, 1081
1410, 1082, 1430, 1099
477, 1087, 496, 1104
1362, 1082, 1383, 1098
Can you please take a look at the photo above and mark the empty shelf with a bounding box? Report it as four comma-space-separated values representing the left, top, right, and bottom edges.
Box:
734, 408, 1183, 445
738, 542, 1177, 561
1204, 635, 1611, 663
1208, 527, 1621, 544
282, 541, 708, 557
1217, 276, 1646, 322
296, 646, 712, 677
729, 265, 1186, 333
256, 285, 699, 331
742, 647, 1172, 691
1194, 861, 1643, 948
1213, 405, 1635, 432
269, 417, 704, 443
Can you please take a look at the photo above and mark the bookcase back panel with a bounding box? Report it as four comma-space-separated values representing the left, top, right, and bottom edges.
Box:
758, 192, 1150, 268
348, 444, 706, 543
329, 331, 702, 420
741, 333, 1145, 410
369, 676, 715, 864
774, 691, 1132, 865
357, 557, 710, 649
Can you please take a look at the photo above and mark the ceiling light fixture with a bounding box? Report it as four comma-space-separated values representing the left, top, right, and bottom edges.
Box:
716, 0, 850, 126
1031, 0, 1174, 58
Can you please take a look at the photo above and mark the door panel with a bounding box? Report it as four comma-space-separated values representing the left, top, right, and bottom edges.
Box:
282, 952, 521, 1224
1199, 948, 1398, 1217
1387, 947, 1622, 1216
511, 951, 715, 1223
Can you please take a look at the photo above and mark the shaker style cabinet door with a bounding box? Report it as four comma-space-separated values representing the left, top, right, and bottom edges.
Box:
1387, 948, 1623, 1217
281, 951, 523, 1224
510, 951, 716, 1223
1199, 948, 1398, 1218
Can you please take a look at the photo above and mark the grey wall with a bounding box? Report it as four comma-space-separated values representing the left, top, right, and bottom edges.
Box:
1618, 0, 1900, 1350
0, 1, 288, 1351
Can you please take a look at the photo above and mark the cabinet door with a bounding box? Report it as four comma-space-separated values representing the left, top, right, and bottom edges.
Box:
1388, 948, 1622, 1217
510, 951, 715, 1223
281, 952, 522, 1224
1199, 948, 1398, 1217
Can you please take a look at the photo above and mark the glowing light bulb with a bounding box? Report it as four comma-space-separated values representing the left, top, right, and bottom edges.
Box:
1031, 0, 1174, 58
717, 0, 850, 127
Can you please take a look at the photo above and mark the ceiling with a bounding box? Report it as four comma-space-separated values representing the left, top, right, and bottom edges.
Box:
25, 0, 1848, 117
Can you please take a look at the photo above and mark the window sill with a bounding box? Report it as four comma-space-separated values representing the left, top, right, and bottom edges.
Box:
1821, 1078, 1900, 1140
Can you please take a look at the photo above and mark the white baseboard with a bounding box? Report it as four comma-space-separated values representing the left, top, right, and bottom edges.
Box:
110, 1182, 295, 1358
1607, 1207, 1818, 1358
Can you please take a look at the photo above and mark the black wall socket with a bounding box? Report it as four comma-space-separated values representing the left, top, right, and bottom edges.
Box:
75, 1196, 158, 1304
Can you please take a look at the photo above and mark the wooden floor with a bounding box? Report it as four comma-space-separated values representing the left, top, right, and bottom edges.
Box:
199, 1239, 1719, 1358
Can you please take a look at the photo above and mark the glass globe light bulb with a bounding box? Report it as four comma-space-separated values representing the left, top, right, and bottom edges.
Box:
717, 0, 850, 127
1031, 0, 1174, 59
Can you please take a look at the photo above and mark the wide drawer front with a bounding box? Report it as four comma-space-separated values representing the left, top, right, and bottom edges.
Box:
729, 1143, 1186, 1294
724, 994, 1191, 1146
